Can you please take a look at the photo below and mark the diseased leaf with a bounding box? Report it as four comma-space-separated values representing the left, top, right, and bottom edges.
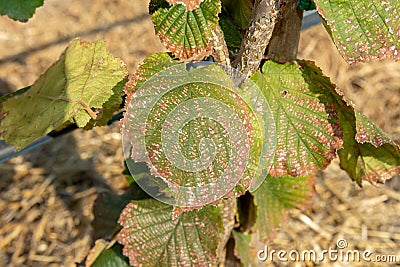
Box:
339, 110, 400, 185
298, 60, 400, 185
0, 39, 127, 150
166, 0, 204, 11
151, 0, 221, 59
91, 242, 130, 267
0, 0, 43, 22
252, 61, 341, 177
117, 199, 224, 266
314, 0, 400, 63
253, 174, 314, 241
355, 110, 397, 146
122, 62, 275, 206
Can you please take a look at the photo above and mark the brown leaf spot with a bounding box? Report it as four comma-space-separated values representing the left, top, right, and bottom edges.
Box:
157, 32, 212, 60
166, 0, 204, 11
363, 166, 400, 185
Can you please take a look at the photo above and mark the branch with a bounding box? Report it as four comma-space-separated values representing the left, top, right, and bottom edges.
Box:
233, 0, 284, 78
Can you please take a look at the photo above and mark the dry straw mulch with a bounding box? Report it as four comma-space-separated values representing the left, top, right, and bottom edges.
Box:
0, 1, 399, 266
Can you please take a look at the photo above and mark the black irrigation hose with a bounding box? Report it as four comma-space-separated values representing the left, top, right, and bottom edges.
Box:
0, 11, 320, 164
0, 111, 124, 163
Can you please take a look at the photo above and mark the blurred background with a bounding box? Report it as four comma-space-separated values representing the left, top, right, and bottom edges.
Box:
0, 0, 399, 266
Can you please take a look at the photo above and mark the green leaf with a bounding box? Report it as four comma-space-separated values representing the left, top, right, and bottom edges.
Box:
92, 182, 149, 240
151, 0, 221, 59
314, 0, 400, 63
117, 198, 224, 266
0, 39, 128, 150
251, 61, 341, 177
297, 60, 400, 185
253, 174, 314, 241
92, 243, 130, 267
0, 0, 43, 22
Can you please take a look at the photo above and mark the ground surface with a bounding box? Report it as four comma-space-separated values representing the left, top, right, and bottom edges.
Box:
0, 1, 399, 266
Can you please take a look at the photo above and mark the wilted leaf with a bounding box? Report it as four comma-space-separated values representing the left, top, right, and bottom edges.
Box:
0, 0, 43, 21
297, 60, 400, 185
253, 174, 314, 241
151, 0, 221, 59
0, 39, 127, 150
252, 61, 341, 177
339, 111, 400, 185
314, 0, 400, 63
117, 198, 224, 266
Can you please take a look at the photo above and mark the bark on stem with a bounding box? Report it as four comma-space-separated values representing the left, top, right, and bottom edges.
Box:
265, 0, 303, 62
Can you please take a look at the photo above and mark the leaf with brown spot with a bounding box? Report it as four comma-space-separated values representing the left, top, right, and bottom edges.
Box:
355, 110, 396, 146
314, 0, 400, 63
252, 61, 341, 177
166, 0, 205, 11
151, 0, 221, 59
117, 199, 224, 266
123, 52, 176, 111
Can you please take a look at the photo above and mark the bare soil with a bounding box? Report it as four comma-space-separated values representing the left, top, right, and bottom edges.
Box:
0, 1, 399, 266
